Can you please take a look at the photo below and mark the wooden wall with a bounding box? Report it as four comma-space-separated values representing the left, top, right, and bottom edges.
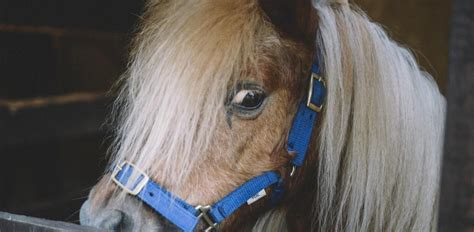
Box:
0, 0, 144, 221
439, 0, 474, 230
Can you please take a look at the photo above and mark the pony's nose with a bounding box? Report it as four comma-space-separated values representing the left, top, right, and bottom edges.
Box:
80, 199, 133, 231
96, 209, 126, 230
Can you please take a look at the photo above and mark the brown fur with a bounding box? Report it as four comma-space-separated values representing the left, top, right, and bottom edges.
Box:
87, 0, 321, 230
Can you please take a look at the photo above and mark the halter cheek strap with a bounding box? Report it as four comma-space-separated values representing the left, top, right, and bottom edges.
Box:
288, 63, 326, 169
111, 61, 325, 232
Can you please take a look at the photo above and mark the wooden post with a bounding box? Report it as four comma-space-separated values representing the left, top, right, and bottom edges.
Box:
438, 0, 474, 231
0, 212, 106, 231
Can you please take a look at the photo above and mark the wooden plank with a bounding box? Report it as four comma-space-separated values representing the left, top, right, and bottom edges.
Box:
438, 0, 474, 231
0, 93, 110, 148
0, 24, 123, 39
0, 211, 107, 232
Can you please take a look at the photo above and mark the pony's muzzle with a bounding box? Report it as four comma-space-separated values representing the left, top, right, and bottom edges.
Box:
80, 196, 182, 231
80, 199, 133, 231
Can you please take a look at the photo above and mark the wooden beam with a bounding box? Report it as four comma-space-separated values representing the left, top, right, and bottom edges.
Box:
0, 93, 111, 148
0, 92, 104, 113
0, 212, 106, 232
0, 24, 123, 40
438, 0, 474, 231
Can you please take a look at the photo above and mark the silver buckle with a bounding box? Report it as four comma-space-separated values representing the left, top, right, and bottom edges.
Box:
306, 73, 326, 112
112, 161, 149, 196
195, 205, 218, 232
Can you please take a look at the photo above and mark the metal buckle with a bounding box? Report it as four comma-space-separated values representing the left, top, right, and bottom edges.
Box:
306, 73, 326, 112
112, 161, 149, 196
195, 205, 218, 232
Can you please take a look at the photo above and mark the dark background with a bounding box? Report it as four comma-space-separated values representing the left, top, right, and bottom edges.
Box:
0, 0, 145, 223
0, 0, 454, 225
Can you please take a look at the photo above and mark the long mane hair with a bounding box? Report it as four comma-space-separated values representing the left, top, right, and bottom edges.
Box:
313, 2, 445, 231
104, 0, 445, 231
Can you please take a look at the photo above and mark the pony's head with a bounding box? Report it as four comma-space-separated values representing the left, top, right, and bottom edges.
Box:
80, 0, 446, 231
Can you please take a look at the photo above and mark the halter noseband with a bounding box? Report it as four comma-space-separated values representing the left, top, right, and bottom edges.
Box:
111, 60, 326, 232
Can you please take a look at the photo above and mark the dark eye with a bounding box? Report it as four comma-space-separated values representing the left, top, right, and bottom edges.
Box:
231, 89, 266, 110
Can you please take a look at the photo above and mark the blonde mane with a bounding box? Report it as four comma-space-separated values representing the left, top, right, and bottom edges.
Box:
313, 2, 445, 231
104, 0, 445, 231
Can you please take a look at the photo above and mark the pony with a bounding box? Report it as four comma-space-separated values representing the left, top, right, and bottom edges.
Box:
79, 0, 446, 231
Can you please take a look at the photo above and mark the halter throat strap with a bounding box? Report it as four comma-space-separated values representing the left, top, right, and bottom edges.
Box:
110, 60, 325, 231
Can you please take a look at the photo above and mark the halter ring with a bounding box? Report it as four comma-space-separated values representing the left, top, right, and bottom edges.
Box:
195, 205, 218, 232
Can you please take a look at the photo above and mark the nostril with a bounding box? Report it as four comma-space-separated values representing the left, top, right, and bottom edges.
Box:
98, 209, 126, 230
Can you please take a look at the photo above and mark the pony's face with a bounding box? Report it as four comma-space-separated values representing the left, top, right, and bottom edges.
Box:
80, 0, 317, 231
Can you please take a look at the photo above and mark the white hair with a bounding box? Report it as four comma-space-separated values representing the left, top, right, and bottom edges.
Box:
252, 209, 288, 232
311, 2, 445, 231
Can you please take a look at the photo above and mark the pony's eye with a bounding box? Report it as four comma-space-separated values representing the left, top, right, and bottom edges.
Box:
232, 89, 266, 110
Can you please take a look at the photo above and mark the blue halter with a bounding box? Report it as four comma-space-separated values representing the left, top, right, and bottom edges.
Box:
111, 60, 326, 232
